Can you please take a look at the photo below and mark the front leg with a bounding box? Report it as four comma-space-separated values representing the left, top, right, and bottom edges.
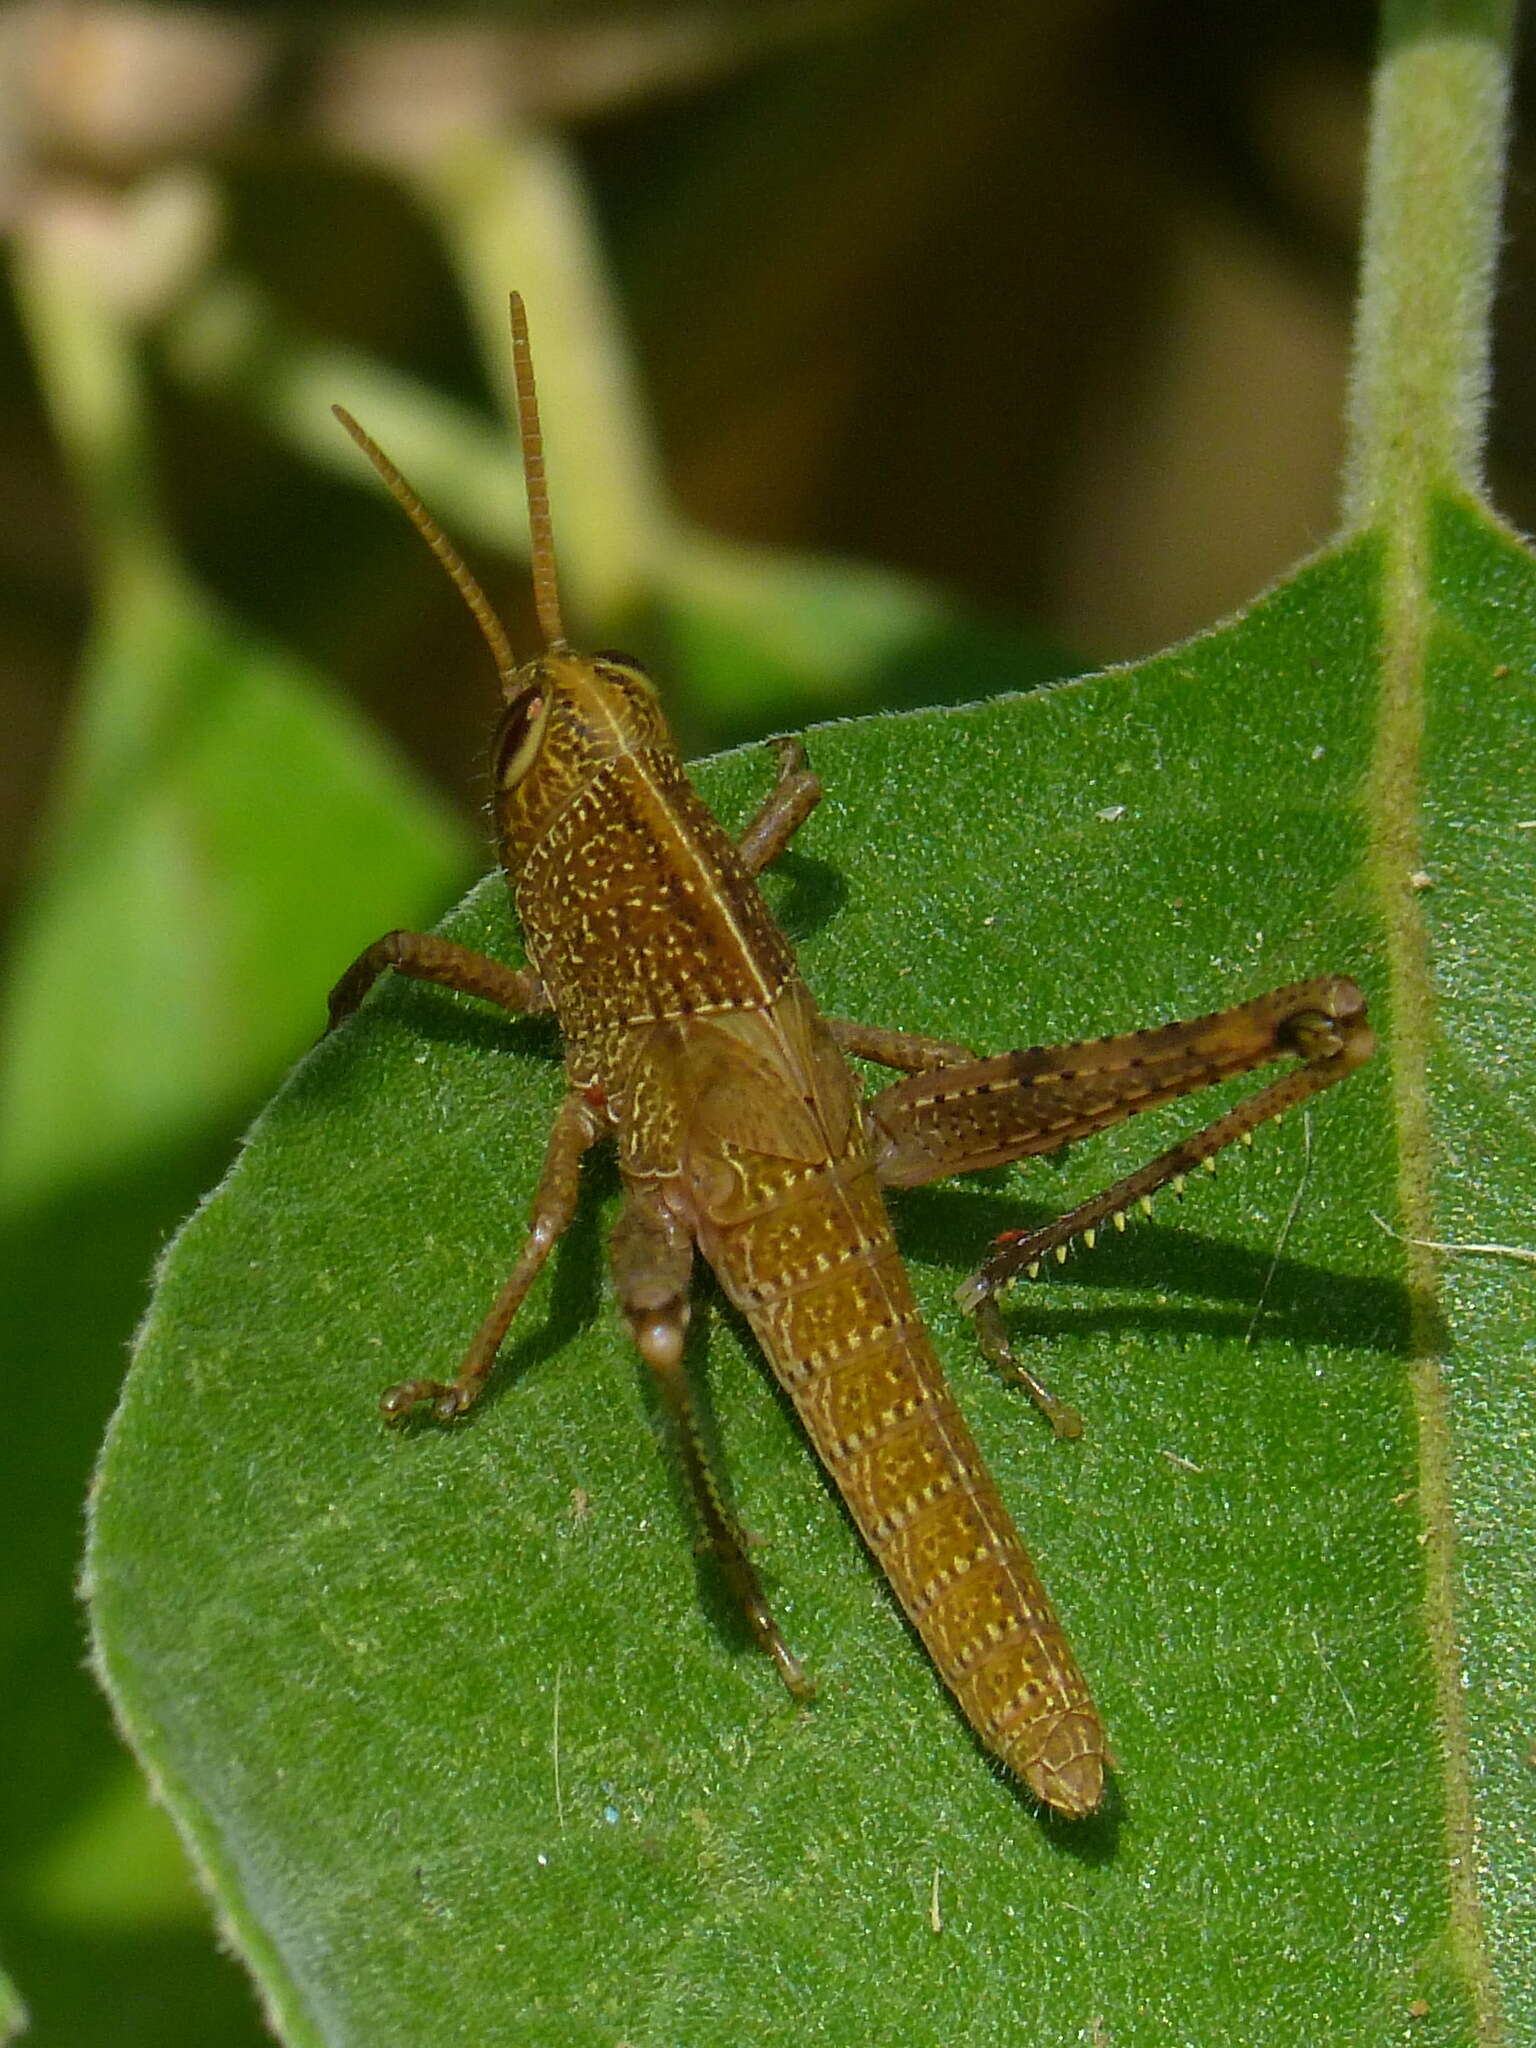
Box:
329, 928, 549, 1030
735, 738, 823, 877
380, 1089, 601, 1421
611, 1185, 813, 1702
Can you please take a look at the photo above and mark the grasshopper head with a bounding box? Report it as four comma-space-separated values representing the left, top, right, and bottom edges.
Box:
333, 295, 675, 874
490, 646, 676, 863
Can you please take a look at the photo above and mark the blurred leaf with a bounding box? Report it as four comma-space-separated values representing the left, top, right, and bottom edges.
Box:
2, 208, 473, 1214
0, 1127, 283, 2048
0, 1959, 26, 2046
0, 557, 470, 1210
89, 502, 1532, 2040
28, 1765, 207, 1933
659, 529, 1083, 739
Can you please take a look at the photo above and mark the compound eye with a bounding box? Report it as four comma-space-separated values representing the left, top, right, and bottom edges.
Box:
493, 688, 548, 787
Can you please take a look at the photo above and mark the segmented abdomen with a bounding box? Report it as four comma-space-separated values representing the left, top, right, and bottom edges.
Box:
703, 1154, 1108, 1816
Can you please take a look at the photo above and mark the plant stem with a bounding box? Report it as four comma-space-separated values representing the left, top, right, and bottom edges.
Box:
1350, 8, 1517, 2041
1343, 0, 1515, 525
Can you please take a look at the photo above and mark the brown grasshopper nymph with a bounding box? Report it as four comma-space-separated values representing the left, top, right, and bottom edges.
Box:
328, 294, 1372, 1819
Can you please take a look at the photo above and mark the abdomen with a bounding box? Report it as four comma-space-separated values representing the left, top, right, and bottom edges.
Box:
701, 1153, 1109, 1817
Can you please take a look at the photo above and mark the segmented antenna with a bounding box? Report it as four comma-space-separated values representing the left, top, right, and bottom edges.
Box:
508, 291, 566, 649
332, 404, 519, 694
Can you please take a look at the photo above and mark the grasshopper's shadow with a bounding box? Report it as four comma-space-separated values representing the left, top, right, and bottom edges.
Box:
756, 849, 847, 946
372, 977, 561, 1065
892, 1181, 1413, 1356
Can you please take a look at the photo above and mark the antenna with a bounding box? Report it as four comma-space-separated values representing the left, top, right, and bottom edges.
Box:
508, 291, 566, 649
332, 404, 519, 694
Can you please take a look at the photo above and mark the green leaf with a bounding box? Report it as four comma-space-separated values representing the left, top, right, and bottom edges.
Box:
0, 559, 470, 1210
1, 210, 472, 1214
87, 512, 1528, 2043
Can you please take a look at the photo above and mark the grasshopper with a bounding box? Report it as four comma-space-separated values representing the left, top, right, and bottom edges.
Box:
328, 295, 1373, 1819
